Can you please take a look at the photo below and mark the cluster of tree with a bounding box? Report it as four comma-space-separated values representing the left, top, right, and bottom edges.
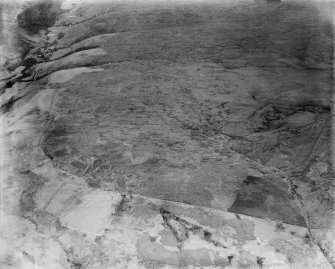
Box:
17, 0, 61, 34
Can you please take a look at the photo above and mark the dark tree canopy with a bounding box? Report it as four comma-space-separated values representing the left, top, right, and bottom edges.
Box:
17, 0, 61, 34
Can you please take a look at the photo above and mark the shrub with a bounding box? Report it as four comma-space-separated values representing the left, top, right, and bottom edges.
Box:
57, 32, 64, 39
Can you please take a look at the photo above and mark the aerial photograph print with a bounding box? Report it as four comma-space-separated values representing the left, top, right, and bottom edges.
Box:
0, 0, 334, 268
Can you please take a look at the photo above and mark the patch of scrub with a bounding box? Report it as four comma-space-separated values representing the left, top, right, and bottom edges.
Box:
48, 67, 105, 84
